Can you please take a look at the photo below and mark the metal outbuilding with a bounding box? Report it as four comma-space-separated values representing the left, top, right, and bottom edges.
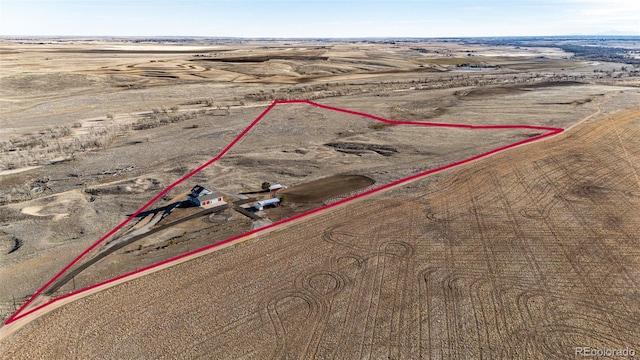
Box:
254, 198, 280, 211
268, 184, 287, 192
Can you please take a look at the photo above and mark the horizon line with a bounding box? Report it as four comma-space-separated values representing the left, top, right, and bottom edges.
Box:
2, 34, 639, 40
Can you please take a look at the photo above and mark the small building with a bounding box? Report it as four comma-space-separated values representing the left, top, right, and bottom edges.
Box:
254, 198, 280, 211
187, 185, 224, 208
269, 184, 286, 192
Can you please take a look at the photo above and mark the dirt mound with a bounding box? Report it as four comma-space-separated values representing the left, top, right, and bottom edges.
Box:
84, 177, 162, 195
324, 142, 398, 156
193, 55, 329, 63
521, 80, 584, 89
280, 175, 375, 203
19, 190, 90, 222
458, 81, 584, 99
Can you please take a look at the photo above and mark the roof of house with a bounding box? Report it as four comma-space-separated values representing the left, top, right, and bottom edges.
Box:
198, 191, 224, 202
190, 185, 213, 198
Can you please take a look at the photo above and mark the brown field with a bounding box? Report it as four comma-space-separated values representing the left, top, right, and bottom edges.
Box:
279, 175, 375, 203
1, 38, 639, 358
1, 105, 638, 359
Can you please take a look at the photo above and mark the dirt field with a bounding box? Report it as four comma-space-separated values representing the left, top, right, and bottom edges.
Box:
1, 104, 638, 359
1, 38, 640, 357
1, 95, 566, 315
9, 98, 556, 312
280, 175, 375, 203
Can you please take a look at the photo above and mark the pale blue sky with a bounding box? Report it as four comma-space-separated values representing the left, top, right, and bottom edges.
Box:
1, 0, 638, 37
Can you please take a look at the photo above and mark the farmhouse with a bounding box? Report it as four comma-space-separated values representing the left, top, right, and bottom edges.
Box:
187, 185, 225, 208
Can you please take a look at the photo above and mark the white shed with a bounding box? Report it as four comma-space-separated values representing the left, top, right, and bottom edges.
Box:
269, 184, 286, 192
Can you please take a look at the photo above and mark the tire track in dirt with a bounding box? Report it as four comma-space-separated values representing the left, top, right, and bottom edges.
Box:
298, 271, 345, 358
59, 273, 188, 358
419, 269, 491, 358
613, 121, 640, 192
357, 248, 384, 359
468, 276, 496, 358
341, 281, 370, 360
546, 155, 639, 290
330, 254, 366, 360
527, 159, 614, 289
489, 170, 545, 285
469, 194, 503, 359
471, 163, 568, 358
261, 265, 350, 359
500, 160, 598, 355
263, 291, 316, 359
443, 273, 463, 358
393, 220, 420, 359
514, 288, 548, 354
544, 152, 640, 319
528, 156, 639, 351
384, 241, 413, 359
551, 299, 640, 347
321, 224, 362, 252
417, 268, 435, 359
355, 238, 412, 359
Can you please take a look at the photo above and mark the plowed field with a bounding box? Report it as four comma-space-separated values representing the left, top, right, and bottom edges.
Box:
279, 175, 375, 203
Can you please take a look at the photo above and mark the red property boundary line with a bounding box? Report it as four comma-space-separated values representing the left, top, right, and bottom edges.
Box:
5, 99, 564, 325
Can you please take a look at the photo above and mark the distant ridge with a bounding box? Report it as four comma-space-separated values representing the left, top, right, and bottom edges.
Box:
595, 30, 640, 36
